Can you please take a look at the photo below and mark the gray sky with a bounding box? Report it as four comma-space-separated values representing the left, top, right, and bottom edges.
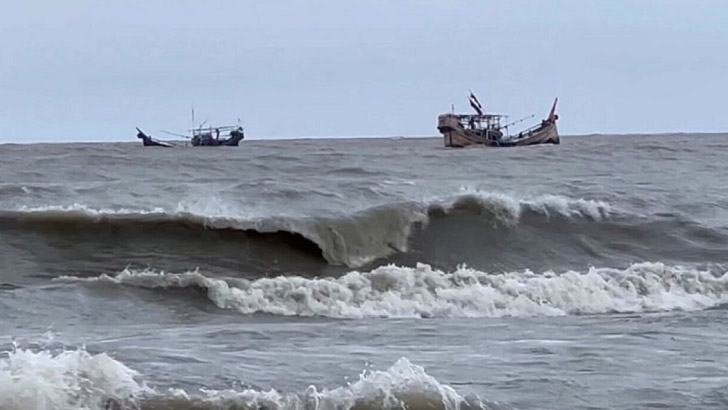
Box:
2, 0, 727, 143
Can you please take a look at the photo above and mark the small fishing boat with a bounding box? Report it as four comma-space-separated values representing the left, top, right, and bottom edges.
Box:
438, 92, 560, 148
135, 110, 246, 147
190, 125, 245, 147
136, 128, 173, 147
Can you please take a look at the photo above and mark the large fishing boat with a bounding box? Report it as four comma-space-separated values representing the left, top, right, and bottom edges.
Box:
438, 92, 559, 148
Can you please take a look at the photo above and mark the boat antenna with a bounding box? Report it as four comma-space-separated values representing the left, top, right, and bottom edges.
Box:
502, 114, 535, 129
191, 106, 195, 139
160, 130, 190, 139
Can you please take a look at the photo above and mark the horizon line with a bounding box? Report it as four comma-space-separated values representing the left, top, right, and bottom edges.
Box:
1, 131, 727, 146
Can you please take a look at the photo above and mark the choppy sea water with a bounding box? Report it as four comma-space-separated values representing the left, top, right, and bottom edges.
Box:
1, 134, 728, 410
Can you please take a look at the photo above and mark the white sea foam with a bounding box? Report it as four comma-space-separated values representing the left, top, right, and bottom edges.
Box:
149, 357, 498, 410
60, 262, 728, 319
0, 343, 497, 410
0, 345, 149, 410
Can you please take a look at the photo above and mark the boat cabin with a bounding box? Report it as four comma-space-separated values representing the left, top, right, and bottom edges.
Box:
191, 125, 244, 140
457, 113, 506, 132
188, 124, 245, 146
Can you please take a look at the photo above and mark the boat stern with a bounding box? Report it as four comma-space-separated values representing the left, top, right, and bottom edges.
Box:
438, 114, 469, 147
437, 114, 462, 133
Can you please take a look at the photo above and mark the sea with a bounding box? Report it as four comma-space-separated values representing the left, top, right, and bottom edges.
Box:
1, 133, 728, 410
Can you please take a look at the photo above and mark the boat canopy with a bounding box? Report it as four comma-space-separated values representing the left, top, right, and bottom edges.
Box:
190, 125, 244, 137
450, 113, 508, 130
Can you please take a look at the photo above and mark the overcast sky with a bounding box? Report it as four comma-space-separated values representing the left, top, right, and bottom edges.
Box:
1, 0, 727, 143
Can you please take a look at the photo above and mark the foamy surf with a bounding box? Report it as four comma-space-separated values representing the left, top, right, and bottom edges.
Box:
148, 357, 501, 410
6, 191, 613, 268
0, 344, 500, 410
59, 262, 728, 319
0, 345, 149, 410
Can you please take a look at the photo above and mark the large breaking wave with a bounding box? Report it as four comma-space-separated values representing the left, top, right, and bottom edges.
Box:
0, 345, 501, 410
5, 190, 727, 279
59, 262, 728, 319
0, 192, 612, 269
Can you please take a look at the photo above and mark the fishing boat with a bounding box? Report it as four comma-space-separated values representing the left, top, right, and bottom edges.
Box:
438, 92, 560, 148
189, 125, 245, 147
135, 110, 246, 147
136, 128, 173, 147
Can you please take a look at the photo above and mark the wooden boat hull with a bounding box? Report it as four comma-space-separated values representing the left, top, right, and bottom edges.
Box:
438, 114, 559, 148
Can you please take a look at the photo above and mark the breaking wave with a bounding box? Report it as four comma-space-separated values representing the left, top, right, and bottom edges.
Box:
0, 344, 502, 410
0, 192, 611, 268
59, 262, 728, 319
145, 357, 503, 410
0, 344, 148, 410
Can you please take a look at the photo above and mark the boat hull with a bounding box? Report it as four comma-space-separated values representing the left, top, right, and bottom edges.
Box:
137, 128, 173, 147
438, 114, 559, 148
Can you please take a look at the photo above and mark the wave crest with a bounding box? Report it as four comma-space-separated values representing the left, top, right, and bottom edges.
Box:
3, 192, 612, 268
59, 262, 728, 319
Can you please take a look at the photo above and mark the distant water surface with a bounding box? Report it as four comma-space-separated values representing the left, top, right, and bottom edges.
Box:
1, 134, 728, 410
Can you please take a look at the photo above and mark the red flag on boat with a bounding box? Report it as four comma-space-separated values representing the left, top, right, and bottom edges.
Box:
469, 91, 484, 116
